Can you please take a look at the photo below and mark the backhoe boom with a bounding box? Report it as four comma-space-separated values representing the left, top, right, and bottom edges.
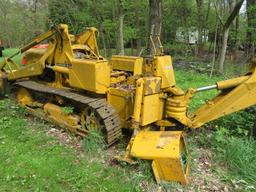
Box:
191, 63, 256, 128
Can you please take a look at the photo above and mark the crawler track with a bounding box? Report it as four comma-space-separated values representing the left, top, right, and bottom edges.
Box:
13, 80, 122, 146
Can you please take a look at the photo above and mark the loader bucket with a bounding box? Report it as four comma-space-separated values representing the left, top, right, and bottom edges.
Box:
131, 131, 189, 185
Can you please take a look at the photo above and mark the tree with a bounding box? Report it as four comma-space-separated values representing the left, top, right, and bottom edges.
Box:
147, 0, 161, 56
246, 0, 256, 55
48, 0, 83, 33
0, 0, 12, 47
0, 0, 47, 47
196, 0, 204, 55
218, 0, 244, 74
116, 0, 125, 55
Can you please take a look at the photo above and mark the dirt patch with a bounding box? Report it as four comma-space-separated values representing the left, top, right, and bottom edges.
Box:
47, 128, 83, 152
187, 148, 230, 192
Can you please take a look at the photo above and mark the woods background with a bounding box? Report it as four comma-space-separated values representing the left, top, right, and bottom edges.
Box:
1, 0, 256, 74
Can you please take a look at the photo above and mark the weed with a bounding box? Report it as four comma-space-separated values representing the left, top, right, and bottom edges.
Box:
215, 135, 256, 183
61, 106, 74, 115
137, 160, 154, 181
197, 127, 256, 186
82, 130, 106, 157
160, 181, 182, 191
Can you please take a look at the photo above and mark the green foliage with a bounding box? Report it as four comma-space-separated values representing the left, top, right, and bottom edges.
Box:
214, 108, 256, 137
48, 0, 86, 33
0, 0, 251, 67
0, 99, 141, 191
47, 0, 148, 53
165, 43, 189, 56
61, 106, 74, 115
0, 0, 48, 47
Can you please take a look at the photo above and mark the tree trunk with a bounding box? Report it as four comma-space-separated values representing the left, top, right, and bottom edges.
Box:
218, 0, 244, 73
92, 0, 107, 57
137, 39, 142, 56
131, 39, 134, 56
219, 28, 229, 73
204, 0, 211, 43
234, 14, 240, 50
117, 14, 125, 55
147, 0, 161, 56
135, 11, 142, 56
210, 13, 219, 78
33, 0, 38, 28
107, 31, 112, 57
99, 24, 107, 57
116, 0, 125, 55
246, 0, 256, 55
196, 0, 204, 55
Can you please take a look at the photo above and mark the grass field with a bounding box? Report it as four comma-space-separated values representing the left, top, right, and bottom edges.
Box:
0, 48, 255, 191
0, 99, 145, 192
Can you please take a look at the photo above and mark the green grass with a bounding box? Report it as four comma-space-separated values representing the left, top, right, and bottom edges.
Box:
82, 130, 106, 157
220, 137, 256, 182
0, 48, 21, 64
203, 127, 256, 186
175, 69, 221, 111
0, 99, 141, 192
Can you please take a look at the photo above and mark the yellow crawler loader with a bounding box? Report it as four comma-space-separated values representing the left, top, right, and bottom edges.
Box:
1, 24, 256, 185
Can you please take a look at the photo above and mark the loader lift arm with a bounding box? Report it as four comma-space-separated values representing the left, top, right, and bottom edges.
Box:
0, 26, 58, 71
0, 24, 102, 77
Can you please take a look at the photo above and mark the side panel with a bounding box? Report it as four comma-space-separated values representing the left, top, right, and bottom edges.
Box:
107, 88, 133, 128
141, 93, 164, 126
69, 59, 110, 94
110, 55, 143, 75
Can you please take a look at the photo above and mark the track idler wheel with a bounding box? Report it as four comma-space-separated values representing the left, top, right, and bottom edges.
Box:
77, 106, 102, 136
